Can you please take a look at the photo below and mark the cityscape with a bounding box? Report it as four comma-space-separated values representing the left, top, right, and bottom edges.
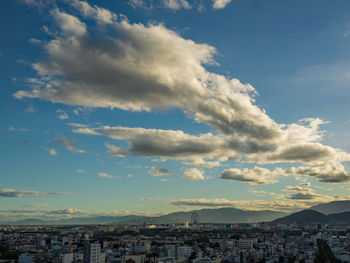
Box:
2, 202, 350, 262
2, 0, 350, 262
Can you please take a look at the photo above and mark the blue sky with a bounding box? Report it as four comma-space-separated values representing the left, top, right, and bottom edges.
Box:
1, 0, 350, 222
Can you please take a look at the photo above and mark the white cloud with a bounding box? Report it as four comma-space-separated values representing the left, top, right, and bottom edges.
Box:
169, 194, 350, 212
163, 0, 191, 10
51, 9, 86, 37
21, 203, 49, 208
212, 0, 232, 9
182, 168, 205, 180
220, 167, 284, 185
129, 0, 153, 9
77, 169, 85, 173
56, 109, 68, 120
24, 106, 35, 113
74, 127, 228, 160
220, 162, 350, 184
29, 38, 41, 45
169, 198, 314, 212
0, 188, 73, 198
9, 125, 30, 132
72, 107, 85, 115
105, 143, 129, 157
283, 185, 334, 202
170, 198, 237, 207
181, 158, 221, 167
287, 163, 350, 183
129, 0, 229, 11
0, 207, 156, 222
48, 148, 57, 156
249, 189, 266, 195
56, 136, 85, 153
98, 172, 122, 179
14, 1, 350, 184
21, 0, 46, 8
70, 0, 117, 24
67, 122, 88, 128
149, 167, 171, 177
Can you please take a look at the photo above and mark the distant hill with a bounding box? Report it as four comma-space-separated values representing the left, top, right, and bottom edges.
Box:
8, 215, 147, 226
118, 207, 286, 225
272, 209, 350, 225
11, 218, 47, 225
273, 210, 329, 224
5, 208, 286, 225
328, 211, 350, 224
311, 200, 350, 215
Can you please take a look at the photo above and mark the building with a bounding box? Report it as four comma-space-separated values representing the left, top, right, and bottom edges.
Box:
18, 253, 33, 263
121, 254, 145, 263
84, 242, 102, 263
61, 253, 74, 263
176, 246, 192, 258
237, 238, 257, 250
164, 245, 176, 258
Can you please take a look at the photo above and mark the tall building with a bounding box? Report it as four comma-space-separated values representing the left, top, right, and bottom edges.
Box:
177, 246, 192, 258
18, 253, 33, 263
84, 242, 101, 263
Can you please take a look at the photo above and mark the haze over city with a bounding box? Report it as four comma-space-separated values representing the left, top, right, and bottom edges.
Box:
2, 0, 350, 224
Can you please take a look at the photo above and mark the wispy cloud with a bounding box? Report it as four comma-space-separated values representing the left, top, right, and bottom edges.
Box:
29, 38, 41, 45
169, 197, 343, 212
0, 188, 73, 198
56, 136, 85, 153
67, 122, 88, 128
56, 109, 69, 120
98, 172, 122, 179
24, 106, 35, 113
283, 185, 334, 202
9, 125, 30, 132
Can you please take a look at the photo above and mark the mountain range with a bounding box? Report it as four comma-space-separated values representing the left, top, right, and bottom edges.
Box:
4, 208, 286, 225
272, 209, 350, 225
118, 208, 286, 225
5, 200, 350, 225
272, 200, 350, 225
310, 200, 350, 215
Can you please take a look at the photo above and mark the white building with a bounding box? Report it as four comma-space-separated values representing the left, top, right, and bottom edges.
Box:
237, 238, 257, 250
61, 253, 74, 263
84, 242, 102, 263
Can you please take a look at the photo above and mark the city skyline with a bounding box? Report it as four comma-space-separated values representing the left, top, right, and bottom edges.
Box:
2, 0, 350, 222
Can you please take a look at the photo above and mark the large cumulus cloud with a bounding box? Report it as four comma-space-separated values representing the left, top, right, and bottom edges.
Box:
15, 0, 350, 184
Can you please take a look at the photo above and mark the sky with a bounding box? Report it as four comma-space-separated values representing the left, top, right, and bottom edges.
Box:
1, 0, 350, 222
